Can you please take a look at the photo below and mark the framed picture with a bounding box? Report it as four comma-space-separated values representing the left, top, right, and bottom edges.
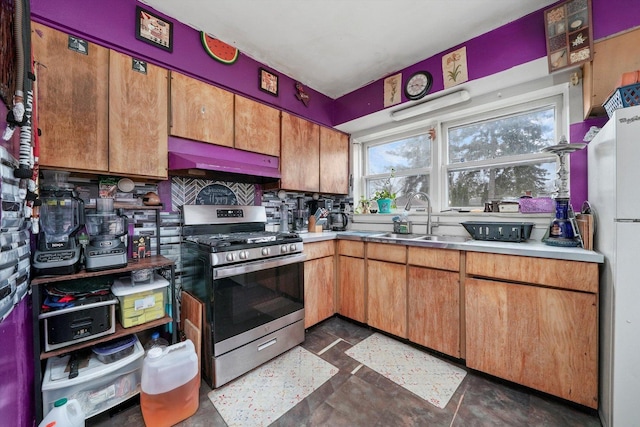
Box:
259, 68, 279, 96
135, 6, 173, 52
544, 0, 592, 72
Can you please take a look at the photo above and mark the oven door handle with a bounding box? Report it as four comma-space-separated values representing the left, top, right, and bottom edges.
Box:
214, 253, 307, 279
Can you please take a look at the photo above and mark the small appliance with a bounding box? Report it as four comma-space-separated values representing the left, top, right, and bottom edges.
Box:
293, 197, 309, 232
84, 198, 128, 271
329, 212, 349, 231
32, 171, 85, 276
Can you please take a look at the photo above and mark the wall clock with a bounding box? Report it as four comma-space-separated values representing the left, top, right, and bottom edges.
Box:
404, 71, 433, 100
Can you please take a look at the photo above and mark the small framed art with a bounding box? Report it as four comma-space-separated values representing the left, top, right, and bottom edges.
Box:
135, 6, 173, 52
259, 68, 279, 96
544, 0, 592, 72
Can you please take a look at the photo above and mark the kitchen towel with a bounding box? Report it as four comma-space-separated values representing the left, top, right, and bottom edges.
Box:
208, 346, 338, 426
346, 333, 467, 409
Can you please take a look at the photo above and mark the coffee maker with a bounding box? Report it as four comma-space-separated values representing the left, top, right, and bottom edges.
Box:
84, 198, 128, 271
293, 197, 308, 233
33, 171, 85, 276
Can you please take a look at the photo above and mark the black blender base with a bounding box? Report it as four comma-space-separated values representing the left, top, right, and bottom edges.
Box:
33, 262, 81, 276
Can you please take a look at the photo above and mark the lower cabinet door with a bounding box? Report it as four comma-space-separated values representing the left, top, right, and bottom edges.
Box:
465, 277, 598, 408
337, 256, 365, 323
304, 256, 335, 328
367, 260, 406, 338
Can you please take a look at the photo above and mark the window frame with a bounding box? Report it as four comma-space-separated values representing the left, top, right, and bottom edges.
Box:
357, 85, 568, 212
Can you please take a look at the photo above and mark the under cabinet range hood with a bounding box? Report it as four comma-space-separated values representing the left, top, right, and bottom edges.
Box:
168, 138, 280, 183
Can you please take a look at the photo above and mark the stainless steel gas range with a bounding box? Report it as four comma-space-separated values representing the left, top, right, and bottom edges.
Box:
180, 204, 305, 388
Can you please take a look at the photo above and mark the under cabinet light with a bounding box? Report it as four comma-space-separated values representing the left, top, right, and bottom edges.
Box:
390, 90, 471, 121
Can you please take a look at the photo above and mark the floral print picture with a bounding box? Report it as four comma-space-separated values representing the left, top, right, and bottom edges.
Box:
442, 47, 468, 89
384, 73, 402, 108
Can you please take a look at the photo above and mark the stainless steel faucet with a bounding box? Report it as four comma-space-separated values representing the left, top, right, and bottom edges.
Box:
404, 192, 433, 235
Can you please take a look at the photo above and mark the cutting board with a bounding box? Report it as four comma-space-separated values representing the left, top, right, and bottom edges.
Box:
180, 292, 203, 373
576, 213, 594, 251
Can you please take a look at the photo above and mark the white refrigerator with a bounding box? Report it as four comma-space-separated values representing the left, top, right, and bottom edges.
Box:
588, 104, 640, 427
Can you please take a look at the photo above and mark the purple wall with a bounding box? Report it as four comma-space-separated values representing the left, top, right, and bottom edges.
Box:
0, 299, 34, 427
29, 0, 335, 128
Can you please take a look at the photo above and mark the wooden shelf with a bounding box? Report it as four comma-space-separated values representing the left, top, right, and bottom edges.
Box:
40, 315, 172, 360
31, 255, 173, 286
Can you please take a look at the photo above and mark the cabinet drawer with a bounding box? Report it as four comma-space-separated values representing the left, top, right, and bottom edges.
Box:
337, 240, 364, 258
408, 247, 459, 271
304, 241, 335, 260
367, 243, 406, 264
466, 252, 598, 293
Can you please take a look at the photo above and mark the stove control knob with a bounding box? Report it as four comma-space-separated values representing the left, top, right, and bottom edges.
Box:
281, 245, 288, 253
226, 253, 235, 262
261, 247, 270, 256
289, 244, 297, 252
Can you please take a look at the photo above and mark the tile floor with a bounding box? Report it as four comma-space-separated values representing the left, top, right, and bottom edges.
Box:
87, 316, 602, 426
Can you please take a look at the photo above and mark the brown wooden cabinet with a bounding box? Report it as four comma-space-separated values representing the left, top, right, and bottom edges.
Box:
407, 247, 461, 358
366, 243, 407, 338
303, 241, 335, 328
583, 27, 640, 118
33, 22, 110, 172
33, 23, 169, 179
319, 127, 349, 194
169, 71, 234, 148
464, 252, 598, 408
280, 112, 320, 192
235, 95, 280, 156
337, 240, 366, 323
109, 51, 168, 179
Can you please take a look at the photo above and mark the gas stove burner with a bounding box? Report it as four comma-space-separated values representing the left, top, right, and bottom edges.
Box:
185, 231, 302, 248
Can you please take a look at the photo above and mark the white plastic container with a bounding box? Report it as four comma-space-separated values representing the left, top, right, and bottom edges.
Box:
141, 339, 199, 427
38, 398, 85, 427
111, 274, 169, 328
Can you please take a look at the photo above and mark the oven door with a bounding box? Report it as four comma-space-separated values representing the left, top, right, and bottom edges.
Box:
212, 253, 305, 356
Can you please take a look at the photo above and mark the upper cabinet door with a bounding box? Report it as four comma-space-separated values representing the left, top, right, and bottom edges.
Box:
234, 95, 280, 156
169, 71, 234, 147
32, 22, 109, 172
319, 127, 349, 194
280, 112, 319, 192
108, 51, 168, 179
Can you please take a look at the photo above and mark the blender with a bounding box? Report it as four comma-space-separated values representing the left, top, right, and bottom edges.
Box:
84, 198, 128, 271
33, 171, 85, 276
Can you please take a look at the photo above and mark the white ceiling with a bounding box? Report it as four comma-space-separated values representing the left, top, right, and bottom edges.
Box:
140, 0, 557, 99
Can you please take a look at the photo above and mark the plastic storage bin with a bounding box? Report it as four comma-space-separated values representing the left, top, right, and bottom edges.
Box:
41, 336, 144, 419
461, 221, 534, 242
92, 334, 137, 364
141, 340, 199, 427
111, 274, 169, 328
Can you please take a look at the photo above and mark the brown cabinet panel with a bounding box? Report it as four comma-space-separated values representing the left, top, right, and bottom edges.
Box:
367, 242, 406, 264
583, 28, 640, 118
466, 252, 598, 293
465, 278, 598, 408
319, 127, 349, 194
304, 240, 334, 260
234, 95, 280, 156
280, 112, 319, 192
408, 267, 460, 357
408, 246, 460, 271
170, 71, 234, 147
337, 240, 364, 258
32, 22, 109, 172
304, 255, 335, 328
108, 52, 168, 178
367, 259, 406, 338
337, 255, 365, 323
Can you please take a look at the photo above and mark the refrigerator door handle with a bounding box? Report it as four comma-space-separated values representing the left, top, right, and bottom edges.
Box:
615, 219, 640, 222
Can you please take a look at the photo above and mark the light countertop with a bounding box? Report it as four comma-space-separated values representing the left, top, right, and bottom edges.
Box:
300, 230, 603, 263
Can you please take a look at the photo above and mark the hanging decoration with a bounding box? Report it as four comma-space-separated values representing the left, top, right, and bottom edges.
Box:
201, 32, 239, 64
294, 82, 310, 106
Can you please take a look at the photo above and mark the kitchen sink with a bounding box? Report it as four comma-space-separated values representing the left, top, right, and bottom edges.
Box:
368, 232, 470, 243
412, 235, 470, 243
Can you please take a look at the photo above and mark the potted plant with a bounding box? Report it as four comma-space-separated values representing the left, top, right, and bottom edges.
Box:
371, 168, 396, 213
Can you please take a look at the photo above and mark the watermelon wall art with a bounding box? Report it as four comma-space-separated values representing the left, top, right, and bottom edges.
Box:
201, 32, 239, 65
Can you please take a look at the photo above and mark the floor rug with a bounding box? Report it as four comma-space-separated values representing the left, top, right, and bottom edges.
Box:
346, 333, 467, 409
208, 346, 338, 426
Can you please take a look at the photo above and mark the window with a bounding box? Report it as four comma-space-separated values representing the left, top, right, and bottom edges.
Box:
364, 131, 431, 207
360, 93, 563, 211
445, 97, 560, 208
